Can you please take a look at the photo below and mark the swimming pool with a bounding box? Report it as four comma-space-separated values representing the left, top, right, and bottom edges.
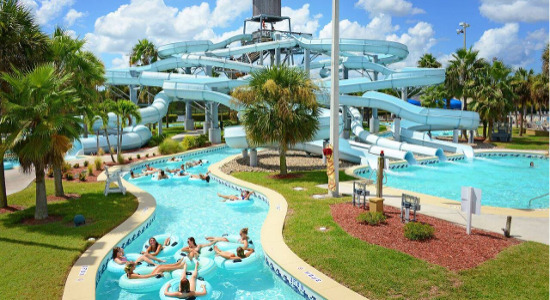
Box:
95, 147, 305, 299
358, 153, 549, 209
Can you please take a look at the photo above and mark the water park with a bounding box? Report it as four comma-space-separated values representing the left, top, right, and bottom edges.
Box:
1, 0, 549, 299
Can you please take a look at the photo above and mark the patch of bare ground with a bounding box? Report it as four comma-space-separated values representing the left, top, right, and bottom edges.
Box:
21, 215, 63, 225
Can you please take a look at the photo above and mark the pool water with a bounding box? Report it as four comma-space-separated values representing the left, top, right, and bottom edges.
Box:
95, 147, 303, 300
360, 155, 549, 209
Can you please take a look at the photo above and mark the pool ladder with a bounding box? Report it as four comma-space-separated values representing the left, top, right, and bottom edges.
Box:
528, 193, 549, 208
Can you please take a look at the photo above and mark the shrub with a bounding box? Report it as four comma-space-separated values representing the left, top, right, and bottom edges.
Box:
137, 154, 141, 159
404, 222, 435, 241
47, 168, 54, 178
94, 157, 103, 171
146, 154, 149, 158
73, 163, 80, 168
83, 161, 89, 167
128, 156, 133, 161
79, 171, 87, 181
181, 136, 197, 151
153, 153, 156, 156
158, 138, 183, 154
110, 147, 115, 154
117, 153, 125, 164
356, 211, 387, 226
147, 134, 166, 147
98, 147, 105, 156
87, 165, 94, 176
62, 162, 72, 173
64, 172, 74, 180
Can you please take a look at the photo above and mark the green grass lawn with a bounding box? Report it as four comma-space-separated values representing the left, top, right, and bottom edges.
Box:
0, 180, 137, 300
233, 171, 549, 300
152, 124, 186, 139
493, 128, 549, 151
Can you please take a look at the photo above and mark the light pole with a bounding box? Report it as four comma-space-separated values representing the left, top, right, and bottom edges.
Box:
329, 0, 340, 197
456, 22, 470, 50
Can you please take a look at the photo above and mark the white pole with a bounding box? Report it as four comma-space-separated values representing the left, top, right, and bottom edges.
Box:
329, 0, 340, 197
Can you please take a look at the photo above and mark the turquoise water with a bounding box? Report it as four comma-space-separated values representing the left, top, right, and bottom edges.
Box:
360, 155, 549, 209
95, 147, 303, 300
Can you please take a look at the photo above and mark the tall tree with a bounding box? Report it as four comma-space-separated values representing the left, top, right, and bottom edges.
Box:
232, 66, 321, 175
417, 53, 442, 68
511, 68, 534, 136
420, 84, 452, 108
112, 100, 142, 155
130, 39, 158, 105
48, 27, 105, 196
470, 60, 514, 141
0, 0, 48, 208
1, 64, 81, 219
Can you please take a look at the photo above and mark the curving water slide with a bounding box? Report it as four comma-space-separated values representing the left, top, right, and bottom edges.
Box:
81, 33, 479, 166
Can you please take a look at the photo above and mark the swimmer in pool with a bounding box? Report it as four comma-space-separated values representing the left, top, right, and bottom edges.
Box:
217, 190, 253, 202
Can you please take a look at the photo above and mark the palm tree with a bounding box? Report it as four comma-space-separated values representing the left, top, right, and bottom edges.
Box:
88, 100, 116, 163
48, 27, 105, 196
417, 53, 442, 68
0, 0, 48, 208
446, 48, 486, 138
530, 73, 548, 123
542, 44, 549, 78
130, 39, 158, 105
1, 64, 81, 219
420, 84, 451, 108
112, 100, 142, 155
232, 65, 321, 175
511, 68, 534, 136
470, 60, 514, 141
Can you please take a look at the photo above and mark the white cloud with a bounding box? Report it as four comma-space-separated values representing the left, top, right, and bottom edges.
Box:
355, 0, 424, 17
34, 0, 75, 25
386, 22, 437, 68
472, 23, 548, 68
85, 0, 251, 57
112, 54, 130, 69
272, 4, 321, 35
64, 8, 84, 27
479, 0, 549, 23
319, 14, 398, 40
19, 0, 38, 12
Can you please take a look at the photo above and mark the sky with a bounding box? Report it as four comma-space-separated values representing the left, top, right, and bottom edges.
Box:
20, 0, 549, 72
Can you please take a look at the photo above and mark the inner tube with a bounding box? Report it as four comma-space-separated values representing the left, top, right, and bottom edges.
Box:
214, 251, 261, 273
118, 266, 171, 294
142, 234, 180, 259
220, 235, 255, 249
151, 173, 172, 180
172, 173, 189, 181
171, 257, 216, 280
107, 253, 142, 275
174, 245, 216, 260
188, 177, 209, 184
159, 277, 212, 300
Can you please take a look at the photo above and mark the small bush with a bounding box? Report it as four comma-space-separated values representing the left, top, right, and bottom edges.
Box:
145, 154, 149, 158
62, 162, 72, 173
94, 157, 103, 171
83, 161, 89, 167
47, 168, 54, 178
117, 153, 125, 164
137, 154, 141, 159
181, 136, 197, 150
357, 211, 387, 226
153, 153, 156, 156
158, 138, 183, 154
128, 156, 133, 161
404, 222, 435, 241
147, 134, 166, 147
110, 147, 115, 154
87, 165, 94, 176
79, 171, 87, 181
64, 172, 74, 180
98, 147, 105, 156
73, 163, 80, 168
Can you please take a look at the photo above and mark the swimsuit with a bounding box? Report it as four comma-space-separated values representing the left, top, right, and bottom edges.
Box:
120, 257, 128, 263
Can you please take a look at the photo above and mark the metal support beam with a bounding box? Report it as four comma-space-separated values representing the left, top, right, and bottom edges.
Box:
329, 0, 340, 197
185, 101, 194, 130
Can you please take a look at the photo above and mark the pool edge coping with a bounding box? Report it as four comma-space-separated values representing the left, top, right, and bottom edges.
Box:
209, 154, 368, 300
345, 149, 549, 218
62, 144, 227, 300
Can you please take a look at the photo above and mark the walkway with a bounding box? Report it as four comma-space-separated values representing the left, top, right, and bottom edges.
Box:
5, 167, 35, 196
318, 181, 549, 245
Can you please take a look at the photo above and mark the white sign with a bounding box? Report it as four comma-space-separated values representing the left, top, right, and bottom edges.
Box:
461, 186, 482, 234
79, 266, 89, 276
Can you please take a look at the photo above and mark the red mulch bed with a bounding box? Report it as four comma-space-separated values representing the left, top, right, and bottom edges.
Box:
331, 203, 520, 271
0, 205, 25, 214
21, 215, 63, 225
47, 193, 81, 203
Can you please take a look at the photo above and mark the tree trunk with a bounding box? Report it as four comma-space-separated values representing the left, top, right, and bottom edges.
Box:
53, 165, 64, 197
104, 129, 116, 163
482, 121, 487, 140
96, 130, 100, 154
519, 104, 526, 136
487, 120, 494, 143
83, 121, 89, 138
279, 148, 287, 175
117, 116, 121, 154
461, 97, 468, 139
530, 105, 534, 124
0, 149, 7, 208
34, 166, 48, 220
515, 105, 519, 128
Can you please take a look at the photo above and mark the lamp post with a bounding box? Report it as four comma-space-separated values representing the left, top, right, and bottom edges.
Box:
329, 0, 340, 197
456, 22, 470, 50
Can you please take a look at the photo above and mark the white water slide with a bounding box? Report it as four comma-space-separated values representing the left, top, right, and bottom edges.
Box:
81, 33, 479, 167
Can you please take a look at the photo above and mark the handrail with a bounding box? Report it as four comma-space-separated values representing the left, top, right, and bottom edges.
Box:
528, 193, 549, 207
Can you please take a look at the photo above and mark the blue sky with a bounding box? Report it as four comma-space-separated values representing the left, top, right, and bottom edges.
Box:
21, 0, 549, 72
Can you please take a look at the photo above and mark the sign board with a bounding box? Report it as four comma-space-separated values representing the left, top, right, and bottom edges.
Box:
461, 186, 482, 234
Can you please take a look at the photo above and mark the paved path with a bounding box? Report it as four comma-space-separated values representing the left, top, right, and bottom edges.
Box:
5, 167, 35, 195
318, 181, 549, 245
